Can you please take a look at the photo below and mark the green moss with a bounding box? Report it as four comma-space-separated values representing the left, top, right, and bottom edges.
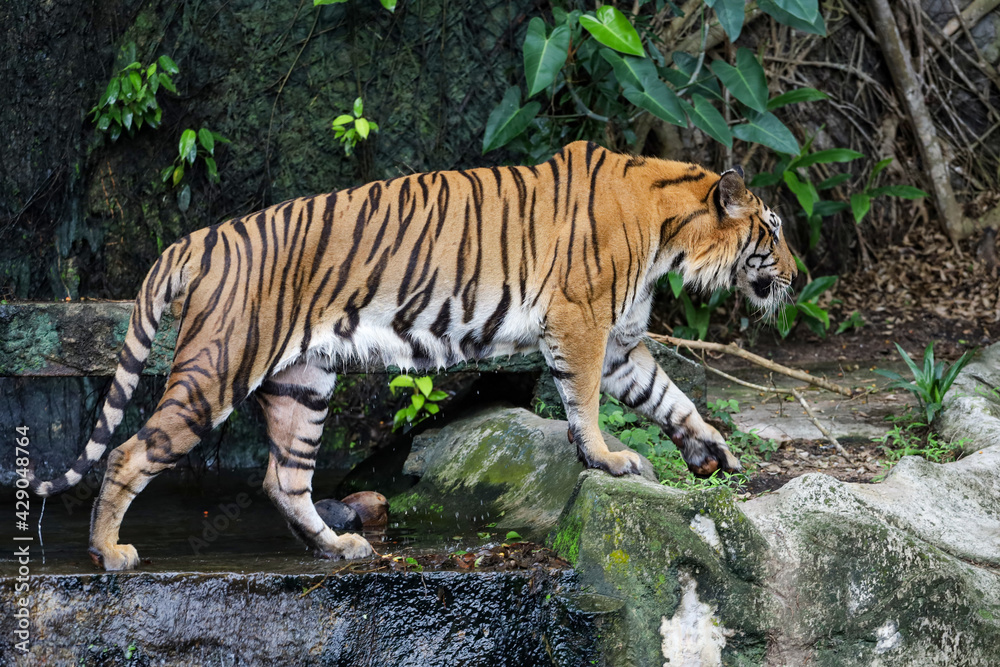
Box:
552, 514, 582, 565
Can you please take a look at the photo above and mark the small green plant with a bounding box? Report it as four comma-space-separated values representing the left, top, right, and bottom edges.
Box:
389, 374, 448, 430
776, 276, 837, 338
315, 0, 397, 10
850, 158, 928, 225
706, 399, 778, 463
708, 399, 739, 430
836, 310, 865, 334
161, 128, 230, 188
871, 410, 969, 480
661, 271, 731, 341
90, 43, 179, 142
875, 343, 976, 423
332, 97, 379, 156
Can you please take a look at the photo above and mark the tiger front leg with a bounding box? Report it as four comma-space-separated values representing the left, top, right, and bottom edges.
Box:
542, 322, 644, 476
602, 338, 741, 476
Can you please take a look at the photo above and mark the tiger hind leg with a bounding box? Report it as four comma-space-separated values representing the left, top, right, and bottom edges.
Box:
89, 371, 221, 570
256, 362, 373, 561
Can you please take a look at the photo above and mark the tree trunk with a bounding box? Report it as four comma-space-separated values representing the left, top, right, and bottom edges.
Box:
867, 0, 971, 244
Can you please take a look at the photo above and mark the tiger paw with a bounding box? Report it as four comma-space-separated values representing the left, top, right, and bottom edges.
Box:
672, 423, 742, 477
316, 532, 375, 561
590, 448, 644, 476
90, 543, 140, 571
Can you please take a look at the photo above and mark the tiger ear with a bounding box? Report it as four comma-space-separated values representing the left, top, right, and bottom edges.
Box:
718, 167, 750, 218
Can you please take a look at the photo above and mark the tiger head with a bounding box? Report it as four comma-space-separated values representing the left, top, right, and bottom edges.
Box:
654, 164, 796, 314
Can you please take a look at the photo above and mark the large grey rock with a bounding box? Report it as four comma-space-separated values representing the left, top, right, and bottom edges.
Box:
550, 450, 1000, 666
396, 405, 657, 536
939, 342, 1000, 453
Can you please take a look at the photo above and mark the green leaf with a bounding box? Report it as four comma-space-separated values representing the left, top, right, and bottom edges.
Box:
732, 112, 800, 154
870, 157, 894, 184
158, 73, 177, 94
205, 157, 219, 183
411, 394, 425, 411
428, 390, 449, 401
157, 55, 180, 75
776, 304, 798, 338
797, 275, 837, 303
332, 114, 353, 127
578, 6, 645, 57
211, 131, 232, 144
792, 148, 864, 170
770, 0, 819, 23
767, 87, 828, 110
425, 403, 440, 414
197, 128, 215, 155
355, 117, 370, 140
414, 376, 434, 397
711, 48, 768, 113
505, 531, 523, 542
380, 0, 397, 11
129, 71, 142, 95
869, 185, 928, 200
600, 49, 646, 90
683, 94, 732, 148
782, 170, 817, 217
389, 375, 415, 389
96, 114, 112, 131
106, 79, 121, 107
894, 343, 923, 383
179, 128, 198, 165
523, 18, 570, 98
705, 0, 746, 41
622, 77, 686, 126
758, 0, 826, 35
797, 301, 829, 329
850, 192, 872, 224
121, 107, 133, 131
812, 200, 849, 216
667, 271, 684, 298
353, 97, 364, 118
172, 164, 184, 187
177, 183, 191, 213
160, 165, 175, 183
482, 86, 541, 153
749, 171, 783, 188
817, 173, 852, 191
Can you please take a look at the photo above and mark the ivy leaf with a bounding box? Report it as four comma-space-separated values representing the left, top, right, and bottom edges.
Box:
179, 129, 198, 165
482, 86, 541, 153
389, 375, 416, 389
332, 114, 353, 127
758, 0, 826, 35
579, 6, 644, 57
355, 117, 370, 140
380, 0, 397, 11
353, 97, 364, 118
711, 48, 768, 113
682, 94, 732, 148
732, 111, 800, 154
704, 0, 746, 41
523, 18, 570, 98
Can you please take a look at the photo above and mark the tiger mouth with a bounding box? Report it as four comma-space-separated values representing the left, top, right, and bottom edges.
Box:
751, 276, 774, 299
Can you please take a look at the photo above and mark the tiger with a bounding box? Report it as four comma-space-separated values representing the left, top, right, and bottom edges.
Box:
29, 140, 795, 571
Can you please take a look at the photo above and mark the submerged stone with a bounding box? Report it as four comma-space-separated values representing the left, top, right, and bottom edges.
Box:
314, 498, 362, 531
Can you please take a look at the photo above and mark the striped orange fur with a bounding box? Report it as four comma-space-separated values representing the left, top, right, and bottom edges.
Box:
30, 141, 794, 570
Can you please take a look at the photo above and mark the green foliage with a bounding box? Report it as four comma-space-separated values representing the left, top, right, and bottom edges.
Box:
835, 310, 865, 334
875, 343, 976, 424
160, 127, 230, 211
333, 97, 379, 156
776, 275, 837, 338
315, 0, 396, 10
850, 158, 929, 225
871, 410, 969, 479
505, 531, 523, 542
598, 396, 749, 490
676, 287, 731, 341
483, 1, 830, 158
89, 43, 178, 142
389, 374, 448, 430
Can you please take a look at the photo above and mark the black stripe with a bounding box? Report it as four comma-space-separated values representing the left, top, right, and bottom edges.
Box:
652, 172, 706, 188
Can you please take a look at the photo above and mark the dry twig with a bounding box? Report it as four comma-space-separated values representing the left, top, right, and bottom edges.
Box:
647, 333, 858, 397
